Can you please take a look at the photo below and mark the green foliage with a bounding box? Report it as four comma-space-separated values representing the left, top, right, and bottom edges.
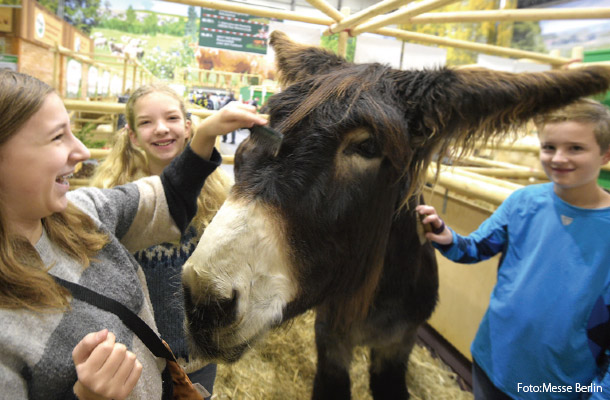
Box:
75, 123, 106, 148
185, 6, 200, 42
38, 0, 58, 13
126, 6, 136, 26
97, 8, 186, 37
320, 34, 355, 62
511, 21, 547, 53
399, 0, 547, 66
38, 0, 101, 33
401, 0, 505, 66
141, 37, 195, 80
142, 13, 159, 37
495, 0, 517, 48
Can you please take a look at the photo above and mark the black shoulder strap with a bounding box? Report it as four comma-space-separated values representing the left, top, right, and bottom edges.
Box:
53, 276, 174, 361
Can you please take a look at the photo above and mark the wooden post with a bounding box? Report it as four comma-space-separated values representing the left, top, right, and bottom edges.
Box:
106, 72, 112, 98
131, 62, 137, 91
121, 54, 129, 95
53, 43, 61, 91
337, 7, 350, 58
59, 46, 66, 97
571, 46, 584, 62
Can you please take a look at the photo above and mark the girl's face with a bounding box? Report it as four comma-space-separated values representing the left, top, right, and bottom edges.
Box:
129, 92, 191, 175
0, 93, 90, 237
539, 121, 610, 192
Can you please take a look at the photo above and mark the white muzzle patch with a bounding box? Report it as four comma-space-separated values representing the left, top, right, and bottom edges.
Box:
182, 198, 297, 347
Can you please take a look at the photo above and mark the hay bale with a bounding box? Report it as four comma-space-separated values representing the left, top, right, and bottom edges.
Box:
213, 311, 472, 400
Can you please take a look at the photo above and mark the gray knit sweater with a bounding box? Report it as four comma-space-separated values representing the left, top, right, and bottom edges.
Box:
0, 146, 220, 399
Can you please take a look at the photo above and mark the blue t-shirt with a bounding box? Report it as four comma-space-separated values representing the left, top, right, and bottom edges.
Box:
436, 183, 610, 399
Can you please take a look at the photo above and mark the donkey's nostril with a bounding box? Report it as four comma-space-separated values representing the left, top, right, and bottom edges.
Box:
209, 288, 239, 328
183, 285, 239, 330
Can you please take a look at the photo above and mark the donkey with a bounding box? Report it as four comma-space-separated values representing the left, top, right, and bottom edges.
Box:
181, 31, 610, 399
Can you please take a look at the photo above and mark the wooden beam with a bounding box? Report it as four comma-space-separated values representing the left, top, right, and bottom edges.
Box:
427, 167, 513, 206
450, 168, 523, 190
377, 27, 569, 65
474, 141, 540, 153
408, 8, 610, 24
164, 0, 334, 26
89, 149, 110, 159
63, 99, 215, 118
460, 167, 548, 179
323, 0, 409, 35
305, 0, 343, 21
351, 0, 461, 36
158, 0, 568, 65
464, 156, 532, 170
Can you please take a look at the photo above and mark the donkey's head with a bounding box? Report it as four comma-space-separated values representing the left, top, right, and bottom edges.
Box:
182, 31, 610, 362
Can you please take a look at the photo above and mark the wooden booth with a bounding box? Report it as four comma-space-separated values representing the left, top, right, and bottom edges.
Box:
0, 0, 93, 95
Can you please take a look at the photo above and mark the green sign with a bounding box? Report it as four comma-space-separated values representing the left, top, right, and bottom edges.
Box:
0, 54, 17, 70
198, 8, 269, 55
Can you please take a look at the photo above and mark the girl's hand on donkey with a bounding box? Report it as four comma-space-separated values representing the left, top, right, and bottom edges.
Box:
191, 101, 268, 160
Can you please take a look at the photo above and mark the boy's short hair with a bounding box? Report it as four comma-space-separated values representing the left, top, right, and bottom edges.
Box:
533, 98, 610, 152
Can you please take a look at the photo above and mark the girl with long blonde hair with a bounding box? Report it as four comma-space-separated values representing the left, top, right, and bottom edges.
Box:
91, 83, 234, 397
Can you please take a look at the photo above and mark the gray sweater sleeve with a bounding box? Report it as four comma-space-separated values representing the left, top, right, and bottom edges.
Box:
67, 146, 221, 252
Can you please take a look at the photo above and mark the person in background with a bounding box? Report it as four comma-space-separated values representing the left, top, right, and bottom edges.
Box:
250, 96, 260, 111
0, 69, 267, 399
221, 93, 237, 144
91, 83, 242, 399
417, 98, 610, 400
116, 88, 131, 130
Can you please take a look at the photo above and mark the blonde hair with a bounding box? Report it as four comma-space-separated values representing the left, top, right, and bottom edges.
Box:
90, 83, 232, 232
0, 70, 108, 311
534, 98, 610, 153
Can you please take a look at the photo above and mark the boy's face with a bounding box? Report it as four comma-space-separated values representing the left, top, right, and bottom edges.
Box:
539, 121, 610, 191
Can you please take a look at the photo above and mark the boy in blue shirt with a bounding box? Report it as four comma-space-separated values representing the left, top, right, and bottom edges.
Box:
417, 98, 610, 399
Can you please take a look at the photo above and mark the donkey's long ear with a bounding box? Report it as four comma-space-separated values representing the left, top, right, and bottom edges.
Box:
269, 30, 348, 88
402, 65, 610, 160
395, 65, 610, 200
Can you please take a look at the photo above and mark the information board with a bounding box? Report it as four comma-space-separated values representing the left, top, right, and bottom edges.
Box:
198, 7, 269, 55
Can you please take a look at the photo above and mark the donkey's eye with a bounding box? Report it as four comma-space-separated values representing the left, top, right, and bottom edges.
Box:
354, 139, 380, 158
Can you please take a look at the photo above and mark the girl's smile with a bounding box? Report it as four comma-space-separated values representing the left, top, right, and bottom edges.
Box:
129, 92, 191, 175
0, 92, 89, 241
